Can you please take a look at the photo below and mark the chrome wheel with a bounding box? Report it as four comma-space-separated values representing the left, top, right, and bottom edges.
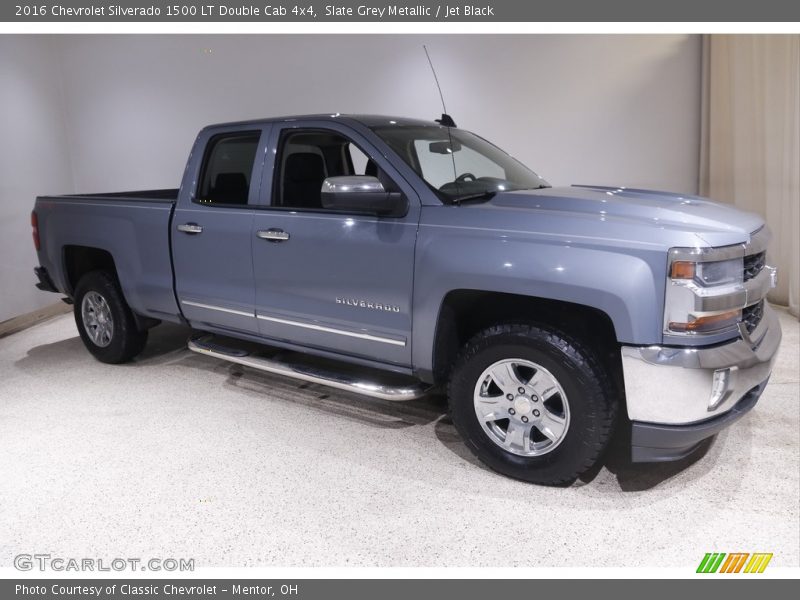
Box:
473, 358, 570, 457
81, 291, 114, 348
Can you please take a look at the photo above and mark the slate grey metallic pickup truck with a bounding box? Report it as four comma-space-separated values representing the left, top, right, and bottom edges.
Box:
32, 114, 781, 484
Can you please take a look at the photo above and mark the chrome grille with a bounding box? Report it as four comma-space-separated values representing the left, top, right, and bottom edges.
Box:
742, 300, 764, 334
744, 251, 766, 281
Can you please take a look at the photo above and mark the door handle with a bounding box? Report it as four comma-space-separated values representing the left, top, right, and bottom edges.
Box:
177, 223, 203, 234
257, 229, 290, 242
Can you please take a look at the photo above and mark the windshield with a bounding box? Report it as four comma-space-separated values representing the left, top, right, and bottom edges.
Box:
371, 125, 549, 203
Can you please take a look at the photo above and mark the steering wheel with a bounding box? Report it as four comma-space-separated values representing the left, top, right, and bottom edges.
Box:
455, 172, 477, 183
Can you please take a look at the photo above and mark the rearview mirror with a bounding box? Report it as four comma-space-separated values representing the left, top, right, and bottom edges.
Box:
320, 176, 407, 217
429, 140, 462, 154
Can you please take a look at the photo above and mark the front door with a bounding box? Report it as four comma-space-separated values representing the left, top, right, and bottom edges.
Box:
251, 123, 419, 366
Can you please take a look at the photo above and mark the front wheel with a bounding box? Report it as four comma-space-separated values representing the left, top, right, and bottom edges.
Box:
73, 270, 148, 364
448, 323, 617, 485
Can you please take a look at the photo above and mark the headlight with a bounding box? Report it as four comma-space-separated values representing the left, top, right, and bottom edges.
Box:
670, 258, 743, 287
664, 248, 744, 336
664, 228, 775, 338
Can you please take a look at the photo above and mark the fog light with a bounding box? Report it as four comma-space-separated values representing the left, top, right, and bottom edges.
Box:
709, 368, 734, 411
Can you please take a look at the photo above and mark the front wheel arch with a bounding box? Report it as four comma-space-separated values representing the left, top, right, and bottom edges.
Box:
431, 290, 622, 387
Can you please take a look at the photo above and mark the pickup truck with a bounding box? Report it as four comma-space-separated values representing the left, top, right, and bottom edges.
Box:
32, 114, 781, 485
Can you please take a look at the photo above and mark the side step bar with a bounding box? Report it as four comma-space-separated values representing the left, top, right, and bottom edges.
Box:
188, 335, 431, 401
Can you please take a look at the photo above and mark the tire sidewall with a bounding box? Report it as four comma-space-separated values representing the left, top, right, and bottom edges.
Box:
450, 327, 611, 484
73, 271, 138, 364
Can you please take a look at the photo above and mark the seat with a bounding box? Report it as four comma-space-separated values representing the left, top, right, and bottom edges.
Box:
211, 172, 248, 204
283, 152, 326, 208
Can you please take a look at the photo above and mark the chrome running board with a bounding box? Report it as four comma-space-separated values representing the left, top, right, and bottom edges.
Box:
188, 334, 430, 401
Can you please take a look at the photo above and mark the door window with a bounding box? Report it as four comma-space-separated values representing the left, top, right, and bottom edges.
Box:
274, 130, 396, 210
196, 132, 260, 206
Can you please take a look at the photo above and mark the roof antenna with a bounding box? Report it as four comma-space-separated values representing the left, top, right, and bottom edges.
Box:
424, 45, 457, 128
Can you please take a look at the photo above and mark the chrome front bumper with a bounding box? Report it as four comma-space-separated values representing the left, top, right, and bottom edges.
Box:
621, 302, 781, 427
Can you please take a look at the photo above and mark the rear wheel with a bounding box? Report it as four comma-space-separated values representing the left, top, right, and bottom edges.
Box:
448, 323, 616, 485
73, 270, 148, 364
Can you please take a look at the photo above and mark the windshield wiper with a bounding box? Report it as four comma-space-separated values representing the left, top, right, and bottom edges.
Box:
452, 191, 498, 204
452, 185, 550, 203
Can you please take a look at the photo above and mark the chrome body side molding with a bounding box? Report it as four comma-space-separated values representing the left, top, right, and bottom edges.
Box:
256, 313, 406, 347
181, 299, 254, 318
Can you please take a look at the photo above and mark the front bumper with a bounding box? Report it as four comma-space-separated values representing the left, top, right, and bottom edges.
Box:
621, 302, 781, 462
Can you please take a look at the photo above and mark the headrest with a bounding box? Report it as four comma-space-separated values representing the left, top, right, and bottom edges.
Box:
214, 172, 247, 192
285, 153, 325, 180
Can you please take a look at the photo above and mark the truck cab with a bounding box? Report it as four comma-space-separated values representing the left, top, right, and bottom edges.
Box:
172, 117, 420, 369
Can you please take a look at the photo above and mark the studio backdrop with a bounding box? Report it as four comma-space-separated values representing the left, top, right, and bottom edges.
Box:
8, 35, 800, 322
701, 34, 800, 317
0, 34, 703, 322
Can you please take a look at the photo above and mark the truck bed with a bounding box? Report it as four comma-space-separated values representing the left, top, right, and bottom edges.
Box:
44, 188, 179, 202
34, 189, 181, 324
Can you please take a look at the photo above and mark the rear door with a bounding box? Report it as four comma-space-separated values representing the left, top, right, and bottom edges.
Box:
251, 121, 420, 367
172, 125, 270, 334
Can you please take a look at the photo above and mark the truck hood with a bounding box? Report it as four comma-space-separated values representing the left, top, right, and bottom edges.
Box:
490, 184, 764, 247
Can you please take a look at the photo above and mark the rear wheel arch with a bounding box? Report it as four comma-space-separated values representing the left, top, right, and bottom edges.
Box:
62, 245, 117, 296
62, 246, 158, 331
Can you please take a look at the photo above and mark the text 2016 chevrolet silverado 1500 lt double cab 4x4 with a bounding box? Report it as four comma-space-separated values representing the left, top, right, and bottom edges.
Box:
32, 114, 781, 484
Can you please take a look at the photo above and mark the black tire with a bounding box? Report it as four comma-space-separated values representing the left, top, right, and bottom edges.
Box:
73, 270, 148, 364
448, 323, 616, 485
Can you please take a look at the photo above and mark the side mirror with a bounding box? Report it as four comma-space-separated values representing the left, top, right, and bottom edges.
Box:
320, 176, 407, 217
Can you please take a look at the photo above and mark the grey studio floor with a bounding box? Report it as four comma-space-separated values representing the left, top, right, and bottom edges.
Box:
1, 308, 798, 569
